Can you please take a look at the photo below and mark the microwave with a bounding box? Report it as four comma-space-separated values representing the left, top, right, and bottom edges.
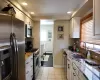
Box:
25, 24, 32, 38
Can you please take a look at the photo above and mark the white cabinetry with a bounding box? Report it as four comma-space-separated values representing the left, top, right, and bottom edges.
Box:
93, 0, 100, 35
66, 50, 88, 80
25, 55, 33, 80
67, 59, 71, 80
72, 71, 79, 80
70, 17, 80, 38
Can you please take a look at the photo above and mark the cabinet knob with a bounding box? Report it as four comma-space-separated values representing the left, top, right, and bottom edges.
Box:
26, 71, 29, 74
73, 68, 76, 70
73, 73, 76, 76
68, 64, 70, 69
26, 62, 29, 64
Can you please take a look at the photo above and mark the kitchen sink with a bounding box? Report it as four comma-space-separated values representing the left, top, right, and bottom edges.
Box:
72, 54, 85, 59
85, 59, 100, 66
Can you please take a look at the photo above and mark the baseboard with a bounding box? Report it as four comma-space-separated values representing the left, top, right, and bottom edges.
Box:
54, 65, 64, 68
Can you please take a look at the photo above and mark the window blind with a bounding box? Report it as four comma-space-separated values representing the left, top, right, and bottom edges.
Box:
81, 18, 93, 42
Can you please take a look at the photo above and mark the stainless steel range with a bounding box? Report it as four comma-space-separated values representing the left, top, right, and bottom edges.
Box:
33, 49, 40, 80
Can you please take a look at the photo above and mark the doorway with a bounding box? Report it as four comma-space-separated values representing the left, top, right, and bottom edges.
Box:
40, 20, 54, 67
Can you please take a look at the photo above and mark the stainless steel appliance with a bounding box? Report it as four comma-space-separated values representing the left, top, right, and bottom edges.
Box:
33, 49, 40, 80
0, 13, 25, 80
25, 24, 32, 38
0, 46, 11, 80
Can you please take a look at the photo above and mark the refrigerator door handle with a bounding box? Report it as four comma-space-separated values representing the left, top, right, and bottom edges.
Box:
10, 33, 18, 80
13, 33, 19, 80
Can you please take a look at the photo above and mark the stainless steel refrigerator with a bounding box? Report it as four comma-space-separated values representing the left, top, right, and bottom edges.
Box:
0, 13, 25, 80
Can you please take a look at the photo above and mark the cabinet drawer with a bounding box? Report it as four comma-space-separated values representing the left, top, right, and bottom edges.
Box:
26, 56, 33, 69
26, 69, 33, 80
26, 64, 33, 73
25, 55, 33, 64
72, 63, 79, 75
26, 71, 32, 80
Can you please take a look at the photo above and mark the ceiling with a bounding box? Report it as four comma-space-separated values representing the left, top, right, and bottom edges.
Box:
17, 0, 85, 20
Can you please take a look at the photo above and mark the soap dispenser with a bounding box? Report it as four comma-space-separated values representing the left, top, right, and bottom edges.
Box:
87, 50, 91, 59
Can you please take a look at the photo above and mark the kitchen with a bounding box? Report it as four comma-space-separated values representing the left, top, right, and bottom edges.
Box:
0, 0, 100, 80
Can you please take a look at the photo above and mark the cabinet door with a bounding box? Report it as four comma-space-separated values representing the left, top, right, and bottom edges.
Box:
72, 71, 79, 80
93, 0, 100, 35
73, 17, 80, 38
70, 19, 73, 38
67, 60, 71, 80
70, 17, 80, 38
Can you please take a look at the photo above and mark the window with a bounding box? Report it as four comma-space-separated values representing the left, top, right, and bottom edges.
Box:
80, 13, 100, 52
81, 19, 93, 42
81, 13, 93, 42
80, 13, 94, 49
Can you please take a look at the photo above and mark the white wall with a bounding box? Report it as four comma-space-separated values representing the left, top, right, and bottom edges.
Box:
40, 25, 53, 53
53, 20, 70, 67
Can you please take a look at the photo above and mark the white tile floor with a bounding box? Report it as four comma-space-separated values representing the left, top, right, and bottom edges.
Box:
36, 67, 66, 80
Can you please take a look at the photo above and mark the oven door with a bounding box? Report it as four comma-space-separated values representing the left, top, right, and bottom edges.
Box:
0, 49, 12, 80
34, 55, 40, 79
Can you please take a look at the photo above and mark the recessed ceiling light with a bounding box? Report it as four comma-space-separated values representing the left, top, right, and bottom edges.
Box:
22, 2, 28, 6
67, 11, 72, 14
30, 12, 35, 14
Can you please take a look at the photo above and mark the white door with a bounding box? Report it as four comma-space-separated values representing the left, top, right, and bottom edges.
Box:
45, 38, 53, 52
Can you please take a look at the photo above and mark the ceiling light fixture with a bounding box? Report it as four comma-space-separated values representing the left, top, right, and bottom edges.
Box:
22, 2, 28, 6
30, 12, 35, 14
67, 11, 72, 14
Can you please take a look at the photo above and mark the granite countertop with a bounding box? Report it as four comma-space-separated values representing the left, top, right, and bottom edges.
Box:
64, 49, 100, 80
25, 52, 33, 60
25, 48, 39, 60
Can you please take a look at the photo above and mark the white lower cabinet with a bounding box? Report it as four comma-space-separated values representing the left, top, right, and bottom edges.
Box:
67, 60, 71, 80
72, 72, 79, 80
66, 50, 88, 80
25, 55, 33, 80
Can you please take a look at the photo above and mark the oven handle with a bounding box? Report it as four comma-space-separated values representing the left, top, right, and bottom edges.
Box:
1, 60, 4, 66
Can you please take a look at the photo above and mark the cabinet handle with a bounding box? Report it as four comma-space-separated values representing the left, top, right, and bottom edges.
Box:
68, 64, 70, 69
26, 71, 29, 74
73, 68, 76, 70
73, 73, 76, 76
1, 61, 4, 66
26, 62, 29, 64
